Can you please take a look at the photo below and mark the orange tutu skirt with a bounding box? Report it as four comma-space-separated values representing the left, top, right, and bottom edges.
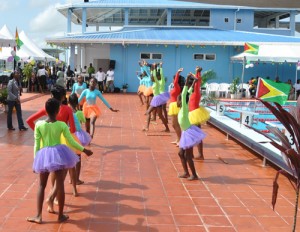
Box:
83, 103, 101, 118
138, 85, 146, 93
143, 87, 153, 97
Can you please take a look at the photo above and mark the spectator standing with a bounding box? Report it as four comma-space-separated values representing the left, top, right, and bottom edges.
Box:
66, 65, 75, 91
294, 79, 300, 99
106, 67, 115, 93
95, 68, 105, 92
56, 68, 65, 89
87, 63, 95, 79
37, 65, 47, 91
6, 71, 28, 131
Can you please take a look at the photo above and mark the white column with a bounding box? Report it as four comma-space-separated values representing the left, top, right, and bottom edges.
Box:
67, 9, 72, 33
81, 45, 86, 69
69, 44, 75, 70
82, 8, 87, 33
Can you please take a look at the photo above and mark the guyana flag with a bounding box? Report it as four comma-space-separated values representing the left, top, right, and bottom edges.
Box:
15, 28, 23, 50
244, 42, 259, 55
256, 78, 291, 105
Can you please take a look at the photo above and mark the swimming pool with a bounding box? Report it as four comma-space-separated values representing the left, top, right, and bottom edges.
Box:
206, 99, 295, 174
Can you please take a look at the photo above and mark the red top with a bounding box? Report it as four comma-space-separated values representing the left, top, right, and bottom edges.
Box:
188, 70, 202, 112
26, 104, 76, 133
169, 71, 181, 102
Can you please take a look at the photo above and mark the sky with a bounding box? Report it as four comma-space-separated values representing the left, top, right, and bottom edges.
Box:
0, 0, 82, 48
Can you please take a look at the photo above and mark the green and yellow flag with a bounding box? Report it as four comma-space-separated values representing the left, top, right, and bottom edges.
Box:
15, 28, 23, 50
256, 78, 291, 105
244, 42, 259, 55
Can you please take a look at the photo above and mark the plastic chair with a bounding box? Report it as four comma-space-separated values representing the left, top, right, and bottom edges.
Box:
239, 83, 250, 98
206, 83, 219, 97
218, 83, 230, 98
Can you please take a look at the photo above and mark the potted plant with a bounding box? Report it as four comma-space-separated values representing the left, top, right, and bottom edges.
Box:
0, 88, 8, 112
122, 83, 128, 93
229, 77, 242, 99
22, 63, 33, 92
251, 99, 300, 232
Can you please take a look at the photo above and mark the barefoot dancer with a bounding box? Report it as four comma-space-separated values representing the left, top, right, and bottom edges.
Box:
78, 77, 119, 139
177, 74, 206, 181
68, 93, 92, 185
27, 98, 93, 224
143, 63, 170, 132
168, 68, 184, 145
27, 85, 79, 197
188, 67, 210, 160
71, 75, 87, 110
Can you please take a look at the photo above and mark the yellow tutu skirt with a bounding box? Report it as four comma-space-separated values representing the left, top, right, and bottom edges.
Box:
168, 102, 180, 116
60, 133, 81, 154
138, 85, 146, 93
143, 87, 153, 97
83, 103, 101, 118
189, 107, 210, 125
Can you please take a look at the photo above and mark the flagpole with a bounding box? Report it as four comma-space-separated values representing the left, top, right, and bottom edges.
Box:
296, 62, 298, 100
241, 56, 245, 96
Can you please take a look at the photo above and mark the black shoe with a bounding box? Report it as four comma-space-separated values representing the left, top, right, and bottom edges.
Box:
19, 127, 28, 131
8, 127, 15, 131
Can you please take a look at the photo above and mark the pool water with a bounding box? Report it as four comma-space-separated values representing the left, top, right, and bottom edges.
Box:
208, 100, 296, 134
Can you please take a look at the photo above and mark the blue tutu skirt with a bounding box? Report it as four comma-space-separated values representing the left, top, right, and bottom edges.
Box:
75, 129, 92, 146
179, 125, 206, 149
150, 92, 170, 107
33, 144, 80, 173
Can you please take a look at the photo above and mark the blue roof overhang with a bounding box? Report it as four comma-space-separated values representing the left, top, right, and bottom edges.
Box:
46, 27, 300, 46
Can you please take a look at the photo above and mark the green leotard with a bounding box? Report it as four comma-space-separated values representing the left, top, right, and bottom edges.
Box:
178, 86, 193, 131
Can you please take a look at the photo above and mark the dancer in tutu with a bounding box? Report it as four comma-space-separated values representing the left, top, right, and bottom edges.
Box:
143, 63, 170, 132
136, 70, 146, 106
68, 93, 92, 184
71, 75, 87, 110
27, 98, 93, 224
168, 68, 184, 145
177, 74, 206, 181
188, 67, 210, 160
78, 77, 119, 139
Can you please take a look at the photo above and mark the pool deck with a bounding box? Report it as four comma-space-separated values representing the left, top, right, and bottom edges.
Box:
0, 92, 298, 231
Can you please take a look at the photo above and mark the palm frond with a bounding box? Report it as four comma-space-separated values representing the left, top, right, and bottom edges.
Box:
201, 70, 216, 87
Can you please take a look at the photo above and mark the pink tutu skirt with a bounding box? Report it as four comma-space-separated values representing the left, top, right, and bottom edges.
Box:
179, 125, 206, 149
75, 129, 92, 146
150, 92, 170, 107
33, 144, 80, 173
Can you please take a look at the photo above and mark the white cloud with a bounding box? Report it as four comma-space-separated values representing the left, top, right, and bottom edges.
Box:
0, 0, 20, 11
29, 0, 52, 8
29, 5, 66, 33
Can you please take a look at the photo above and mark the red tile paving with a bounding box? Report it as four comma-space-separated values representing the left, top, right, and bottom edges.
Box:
0, 92, 298, 231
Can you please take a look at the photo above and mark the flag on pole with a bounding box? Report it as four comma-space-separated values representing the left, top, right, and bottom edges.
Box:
244, 42, 259, 55
15, 28, 23, 50
256, 78, 291, 105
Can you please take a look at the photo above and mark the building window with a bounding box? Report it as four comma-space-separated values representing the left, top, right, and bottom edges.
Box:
140, 53, 162, 60
141, 53, 151, 59
224, 18, 229, 23
205, 54, 216, 61
194, 53, 216, 61
236, 18, 242, 23
152, 53, 162, 59
194, 54, 204, 60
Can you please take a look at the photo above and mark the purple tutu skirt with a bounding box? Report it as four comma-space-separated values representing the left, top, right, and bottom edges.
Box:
33, 144, 80, 173
75, 130, 92, 146
179, 125, 206, 149
150, 92, 170, 107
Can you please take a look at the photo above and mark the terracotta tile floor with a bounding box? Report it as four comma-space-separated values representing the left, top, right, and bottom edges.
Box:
0, 92, 298, 231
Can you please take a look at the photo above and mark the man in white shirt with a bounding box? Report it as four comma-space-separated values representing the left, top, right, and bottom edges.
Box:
37, 65, 47, 91
106, 68, 115, 93
95, 68, 105, 92
294, 79, 300, 99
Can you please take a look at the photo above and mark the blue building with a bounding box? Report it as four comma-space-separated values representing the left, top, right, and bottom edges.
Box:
46, 0, 300, 92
